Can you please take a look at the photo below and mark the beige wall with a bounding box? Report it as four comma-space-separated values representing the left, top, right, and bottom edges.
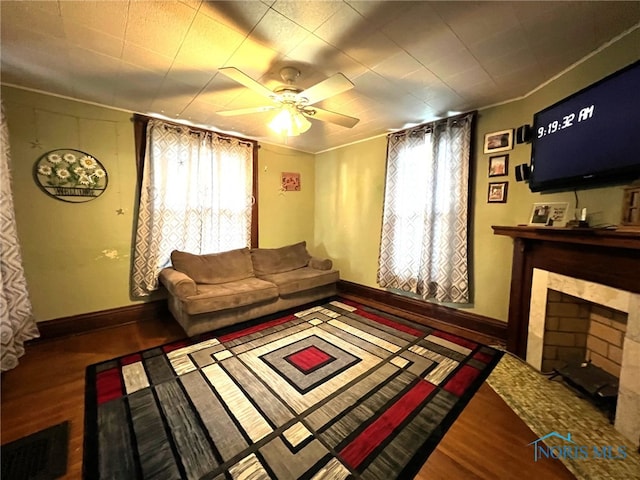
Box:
3, 87, 315, 322
315, 30, 640, 322
473, 29, 639, 320
257, 143, 315, 249
3, 87, 145, 321
4, 30, 638, 324
314, 136, 387, 280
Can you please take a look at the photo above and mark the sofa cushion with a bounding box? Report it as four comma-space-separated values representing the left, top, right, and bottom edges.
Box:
171, 248, 254, 285
251, 241, 311, 276
182, 277, 278, 315
258, 267, 339, 296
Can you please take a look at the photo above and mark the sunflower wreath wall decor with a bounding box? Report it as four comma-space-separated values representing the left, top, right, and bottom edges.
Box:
34, 149, 108, 203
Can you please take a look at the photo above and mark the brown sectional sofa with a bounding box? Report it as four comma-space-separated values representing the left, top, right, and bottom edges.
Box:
159, 241, 339, 336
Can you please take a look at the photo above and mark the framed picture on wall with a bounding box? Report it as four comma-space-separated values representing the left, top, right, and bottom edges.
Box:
483, 129, 514, 154
487, 181, 508, 203
488, 154, 509, 177
281, 172, 301, 191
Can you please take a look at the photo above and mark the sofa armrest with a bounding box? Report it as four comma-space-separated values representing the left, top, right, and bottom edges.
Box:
309, 257, 333, 270
159, 268, 197, 298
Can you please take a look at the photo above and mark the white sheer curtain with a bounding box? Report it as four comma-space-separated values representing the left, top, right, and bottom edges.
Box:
131, 119, 254, 296
1, 102, 39, 371
377, 113, 473, 303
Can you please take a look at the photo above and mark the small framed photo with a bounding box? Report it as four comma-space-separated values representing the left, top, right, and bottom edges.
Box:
529, 202, 569, 226
487, 181, 508, 203
488, 154, 509, 177
484, 129, 514, 154
281, 172, 301, 191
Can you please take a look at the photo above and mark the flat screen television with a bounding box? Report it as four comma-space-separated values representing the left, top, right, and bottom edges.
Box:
529, 59, 640, 192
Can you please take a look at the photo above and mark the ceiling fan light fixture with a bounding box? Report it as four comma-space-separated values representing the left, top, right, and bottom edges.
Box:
218, 66, 358, 135
268, 106, 311, 137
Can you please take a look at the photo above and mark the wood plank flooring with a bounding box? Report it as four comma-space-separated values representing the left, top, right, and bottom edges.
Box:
1, 315, 575, 479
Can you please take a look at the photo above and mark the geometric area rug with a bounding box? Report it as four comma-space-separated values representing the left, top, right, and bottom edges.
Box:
83, 299, 503, 479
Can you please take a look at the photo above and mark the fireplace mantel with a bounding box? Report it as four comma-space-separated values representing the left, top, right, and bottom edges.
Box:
492, 225, 640, 357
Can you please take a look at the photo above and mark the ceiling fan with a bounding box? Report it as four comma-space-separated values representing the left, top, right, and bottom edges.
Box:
216, 66, 359, 136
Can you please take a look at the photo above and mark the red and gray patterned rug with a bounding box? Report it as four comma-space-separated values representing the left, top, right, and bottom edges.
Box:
84, 299, 502, 479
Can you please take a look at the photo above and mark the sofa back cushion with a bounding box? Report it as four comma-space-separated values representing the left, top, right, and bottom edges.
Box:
251, 241, 311, 276
171, 248, 254, 284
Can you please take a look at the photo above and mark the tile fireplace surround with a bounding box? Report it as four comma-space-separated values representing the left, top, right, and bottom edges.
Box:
492, 225, 640, 446
527, 269, 640, 444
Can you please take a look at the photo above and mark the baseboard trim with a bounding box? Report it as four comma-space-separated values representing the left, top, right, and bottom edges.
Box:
31, 286, 507, 345
337, 280, 507, 346
32, 300, 171, 342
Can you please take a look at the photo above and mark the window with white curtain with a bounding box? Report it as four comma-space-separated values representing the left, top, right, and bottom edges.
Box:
377, 113, 474, 304
131, 118, 256, 296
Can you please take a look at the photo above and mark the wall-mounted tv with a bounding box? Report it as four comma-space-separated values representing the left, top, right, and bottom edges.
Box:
529, 60, 640, 192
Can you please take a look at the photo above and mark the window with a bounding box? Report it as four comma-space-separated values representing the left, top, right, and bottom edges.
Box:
377, 114, 474, 303
131, 117, 257, 296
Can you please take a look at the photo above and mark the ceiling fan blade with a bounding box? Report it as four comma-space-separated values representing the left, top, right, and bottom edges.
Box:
218, 67, 275, 99
307, 107, 359, 128
217, 106, 278, 116
300, 73, 354, 105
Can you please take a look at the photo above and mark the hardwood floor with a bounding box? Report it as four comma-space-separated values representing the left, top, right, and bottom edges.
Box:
419, 384, 575, 479
1, 315, 575, 479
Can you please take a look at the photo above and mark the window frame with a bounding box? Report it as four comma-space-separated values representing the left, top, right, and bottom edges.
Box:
133, 114, 258, 248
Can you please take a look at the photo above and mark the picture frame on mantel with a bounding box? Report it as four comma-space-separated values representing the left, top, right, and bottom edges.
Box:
621, 185, 640, 230
529, 202, 569, 226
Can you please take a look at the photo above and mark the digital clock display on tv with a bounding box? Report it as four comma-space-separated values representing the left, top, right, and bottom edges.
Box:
529, 60, 640, 192
536, 104, 594, 138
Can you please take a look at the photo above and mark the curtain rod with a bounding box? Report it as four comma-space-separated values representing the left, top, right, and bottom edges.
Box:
388, 110, 476, 139
132, 113, 257, 147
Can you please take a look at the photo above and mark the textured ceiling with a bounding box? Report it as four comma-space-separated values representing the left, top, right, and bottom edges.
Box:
1, 1, 639, 153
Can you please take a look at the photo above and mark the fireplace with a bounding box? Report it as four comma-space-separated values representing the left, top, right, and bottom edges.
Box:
493, 225, 640, 446
537, 287, 628, 419
527, 269, 639, 440
540, 290, 627, 377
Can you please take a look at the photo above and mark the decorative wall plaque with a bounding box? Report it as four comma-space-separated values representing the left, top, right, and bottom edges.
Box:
34, 149, 108, 202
